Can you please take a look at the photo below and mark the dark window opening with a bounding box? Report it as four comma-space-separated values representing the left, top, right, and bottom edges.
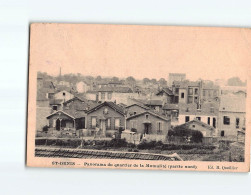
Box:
181, 93, 184, 98
52, 105, 57, 111
145, 114, 149, 119
196, 117, 201, 121
236, 118, 240, 128
221, 131, 225, 137
213, 118, 216, 128
207, 117, 210, 125
223, 116, 230, 125
63, 92, 65, 96
185, 116, 190, 122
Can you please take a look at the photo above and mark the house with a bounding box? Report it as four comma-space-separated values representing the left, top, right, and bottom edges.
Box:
125, 103, 150, 117
54, 90, 75, 102
97, 86, 138, 105
155, 87, 175, 104
162, 104, 179, 126
178, 99, 219, 129
46, 109, 86, 132
85, 90, 98, 101
145, 99, 163, 112
86, 101, 126, 137
126, 111, 171, 136
76, 81, 91, 93
218, 94, 246, 139
62, 96, 98, 111
178, 119, 216, 137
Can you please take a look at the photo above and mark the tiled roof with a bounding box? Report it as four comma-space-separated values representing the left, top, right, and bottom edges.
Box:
49, 99, 63, 105
86, 101, 125, 115
35, 147, 183, 161
98, 86, 133, 93
156, 88, 174, 96
179, 119, 215, 131
126, 103, 150, 110
145, 100, 163, 106
162, 104, 179, 110
126, 111, 169, 121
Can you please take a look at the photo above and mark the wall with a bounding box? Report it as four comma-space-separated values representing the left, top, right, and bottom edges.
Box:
218, 111, 246, 138
86, 105, 125, 130
179, 88, 187, 103
126, 114, 170, 135
185, 121, 214, 137
54, 91, 74, 101
126, 105, 148, 117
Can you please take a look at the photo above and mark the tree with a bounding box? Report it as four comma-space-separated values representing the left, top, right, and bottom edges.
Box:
96, 75, 102, 81
151, 78, 157, 84
158, 78, 167, 86
126, 76, 136, 85
227, 77, 246, 86
143, 78, 150, 84
111, 77, 119, 82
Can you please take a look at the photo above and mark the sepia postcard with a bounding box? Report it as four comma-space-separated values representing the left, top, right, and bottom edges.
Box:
26, 23, 251, 172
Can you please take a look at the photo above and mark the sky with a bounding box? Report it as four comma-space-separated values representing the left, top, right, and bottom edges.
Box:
30, 24, 251, 81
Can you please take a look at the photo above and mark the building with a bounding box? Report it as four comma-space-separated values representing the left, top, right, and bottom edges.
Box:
86, 101, 126, 137
46, 110, 86, 132
54, 90, 75, 102
178, 99, 219, 130
168, 73, 186, 86
155, 88, 175, 104
97, 86, 138, 105
85, 90, 98, 101
126, 111, 171, 135
125, 103, 150, 117
218, 94, 246, 139
178, 119, 216, 137
162, 104, 179, 126
76, 81, 91, 93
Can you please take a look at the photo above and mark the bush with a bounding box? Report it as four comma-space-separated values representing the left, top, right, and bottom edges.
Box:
168, 126, 203, 143
42, 125, 49, 132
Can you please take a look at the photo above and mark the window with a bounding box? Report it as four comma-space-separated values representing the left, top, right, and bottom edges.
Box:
185, 116, 190, 122
207, 117, 210, 125
221, 131, 225, 137
194, 88, 198, 95
131, 120, 137, 129
145, 114, 149, 119
106, 118, 111, 129
181, 93, 184, 98
236, 118, 240, 128
108, 92, 112, 100
213, 117, 216, 128
63, 92, 65, 96
52, 105, 57, 111
210, 107, 214, 113
223, 116, 230, 125
115, 118, 120, 129
103, 107, 108, 114
175, 88, 179, 94
188, 88, 193, 95
157, 122, 163, 132
203, 90, 206, 96
194, 96, 198, 103
91, 117, 97, 128
134, 112, 137, 115
101, 92, 105, 100
196, 117, 201, 121
155, 106, 160, 112
188, 96, 193, 104
192, 125, 195, 128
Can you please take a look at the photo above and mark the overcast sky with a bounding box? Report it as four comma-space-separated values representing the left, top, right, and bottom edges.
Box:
30, 24, 251, 81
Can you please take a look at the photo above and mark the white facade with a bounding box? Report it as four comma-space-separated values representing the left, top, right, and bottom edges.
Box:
54, 90, 75, 102
76, 81, 90, 93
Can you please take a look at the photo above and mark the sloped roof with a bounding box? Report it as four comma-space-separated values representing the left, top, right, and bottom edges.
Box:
145, 100, 163, 106
126, 103, 150, 110
179, 119, 215, 131
156, 88, 174, 96
63, 96, 87, 105
98, 86, 133, 93
162, 104, 179, 110
49, 99, 64, 105
126, 111, 169, 121
86, 101, 125, 115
